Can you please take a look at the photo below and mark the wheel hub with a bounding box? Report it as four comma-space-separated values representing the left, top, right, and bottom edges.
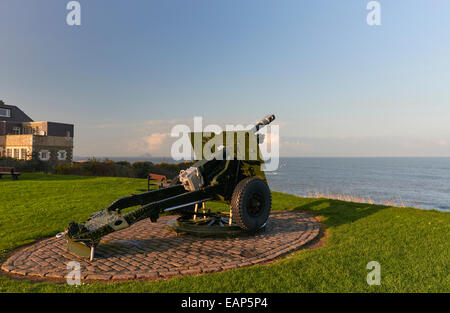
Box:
248, 193, 264, 217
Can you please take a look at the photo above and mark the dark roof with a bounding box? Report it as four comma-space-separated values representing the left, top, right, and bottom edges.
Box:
0, 102, 34, 122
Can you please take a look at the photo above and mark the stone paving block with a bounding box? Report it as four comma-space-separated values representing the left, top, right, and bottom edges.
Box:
111, 273, 136, 280
85, 273, 113, 281
136, 272, 160, 279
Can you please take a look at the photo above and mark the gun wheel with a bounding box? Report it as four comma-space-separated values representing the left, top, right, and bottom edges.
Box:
231, 177, 271, 232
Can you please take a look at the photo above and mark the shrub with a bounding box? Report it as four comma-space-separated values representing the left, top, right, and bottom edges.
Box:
0, 157, 50, 173
0, 157, 193, 178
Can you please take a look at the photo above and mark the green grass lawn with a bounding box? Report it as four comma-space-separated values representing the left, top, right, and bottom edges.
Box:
0, 173, 448, 293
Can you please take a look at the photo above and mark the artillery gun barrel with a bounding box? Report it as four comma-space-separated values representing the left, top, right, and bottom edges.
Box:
251, 114, 275, 133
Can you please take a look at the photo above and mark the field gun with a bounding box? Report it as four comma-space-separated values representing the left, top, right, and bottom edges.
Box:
57, 114, 275, 260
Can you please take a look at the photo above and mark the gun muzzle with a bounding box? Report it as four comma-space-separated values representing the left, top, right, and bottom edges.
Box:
252, 114, 276, 132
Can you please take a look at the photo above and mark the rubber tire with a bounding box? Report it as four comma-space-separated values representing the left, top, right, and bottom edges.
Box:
231, 177, 271, 232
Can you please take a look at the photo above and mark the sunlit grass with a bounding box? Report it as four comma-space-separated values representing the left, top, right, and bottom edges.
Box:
0, 173, 448, 292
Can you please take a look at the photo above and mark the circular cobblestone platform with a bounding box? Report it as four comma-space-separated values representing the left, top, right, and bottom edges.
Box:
1, 211, 320, 282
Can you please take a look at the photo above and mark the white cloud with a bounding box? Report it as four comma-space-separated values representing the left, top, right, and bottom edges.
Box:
74, 117, 450, 158
277, 136, 450, 157
143, 133, 170, 151
435, 139, 449, 147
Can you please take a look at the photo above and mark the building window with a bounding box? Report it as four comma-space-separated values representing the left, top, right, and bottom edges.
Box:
21, 149, 28, 160
39, 150, 50, 161
23, 126, 32, 135
0, 108, 11, 117
12, 127, 21, 135
13, 149, 19, 159
57, 150, 67, 161
6, 149, 12, 158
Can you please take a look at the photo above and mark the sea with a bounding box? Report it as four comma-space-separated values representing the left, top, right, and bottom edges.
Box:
75, 156, 450, 211
267, 157, 450, 211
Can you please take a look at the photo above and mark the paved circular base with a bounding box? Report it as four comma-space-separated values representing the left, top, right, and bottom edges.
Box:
1, 211, 320, 282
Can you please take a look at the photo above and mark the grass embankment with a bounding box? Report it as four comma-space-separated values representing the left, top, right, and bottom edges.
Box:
0, 173, 448, 292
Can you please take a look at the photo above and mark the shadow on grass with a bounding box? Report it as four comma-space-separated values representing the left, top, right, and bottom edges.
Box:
293, 198, 388, 228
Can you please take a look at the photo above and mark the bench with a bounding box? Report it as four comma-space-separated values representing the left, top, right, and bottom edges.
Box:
0, 167, 21, 180
147, 173, 169, 190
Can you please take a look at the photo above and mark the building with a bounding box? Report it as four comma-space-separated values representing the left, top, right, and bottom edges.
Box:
0, 100, 74, 162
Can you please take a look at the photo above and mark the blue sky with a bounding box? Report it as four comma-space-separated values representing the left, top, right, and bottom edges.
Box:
1, 0, 450, 157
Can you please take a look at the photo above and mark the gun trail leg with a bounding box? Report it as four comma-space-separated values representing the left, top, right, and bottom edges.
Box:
90, 246, 95, 261
193, 203, 199, 220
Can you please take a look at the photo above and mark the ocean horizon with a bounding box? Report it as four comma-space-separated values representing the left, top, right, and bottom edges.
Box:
74, 156, 450, 211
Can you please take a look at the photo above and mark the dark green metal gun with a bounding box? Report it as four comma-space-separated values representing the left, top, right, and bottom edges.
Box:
58, 114, 275, 260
